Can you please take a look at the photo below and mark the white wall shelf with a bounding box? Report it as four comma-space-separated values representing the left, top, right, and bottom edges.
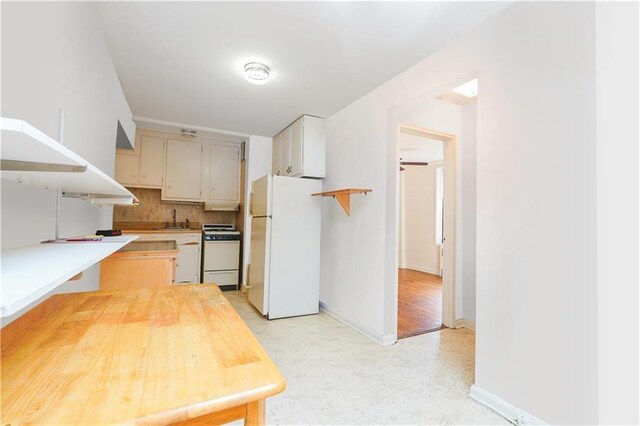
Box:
1, 235, 139, 318
1, 117, 138, 205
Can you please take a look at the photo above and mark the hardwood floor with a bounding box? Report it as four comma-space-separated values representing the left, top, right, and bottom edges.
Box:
397, 268, 443, 339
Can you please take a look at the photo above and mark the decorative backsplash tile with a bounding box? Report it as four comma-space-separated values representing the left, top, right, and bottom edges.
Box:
113, 188, 238, 227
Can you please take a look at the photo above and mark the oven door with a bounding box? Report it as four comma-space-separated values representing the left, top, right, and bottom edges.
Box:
203, 240, 240, 271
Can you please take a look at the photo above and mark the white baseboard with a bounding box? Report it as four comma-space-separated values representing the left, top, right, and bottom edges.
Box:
404, 265, 441, 276
319, 301, 396, 346
454, 318, 476, 330
469, 385, 547, 425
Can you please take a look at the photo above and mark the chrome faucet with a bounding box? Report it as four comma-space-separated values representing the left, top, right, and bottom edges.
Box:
172, 208, 177, 227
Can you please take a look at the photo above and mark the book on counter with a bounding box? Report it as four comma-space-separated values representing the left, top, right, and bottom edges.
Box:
96, 229, 122, 237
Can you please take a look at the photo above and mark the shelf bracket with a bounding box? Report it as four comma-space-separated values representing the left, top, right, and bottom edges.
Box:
312, 188, 372, 216
62, 192, 89, 199
0, 159, 87, 173
55, 109, 65, 240
333, 193, 351, 216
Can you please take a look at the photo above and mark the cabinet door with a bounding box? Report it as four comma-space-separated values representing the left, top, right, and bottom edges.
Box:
209, 143, 240, 202
299, 115, 326, 178
280, 127, 292, 175
164, 139, 202, 200
176, 243, 200, 284
289, 117, 304, 176
272, 133, 281, 175
139, 135, 164, 187
115, 151, 139, 185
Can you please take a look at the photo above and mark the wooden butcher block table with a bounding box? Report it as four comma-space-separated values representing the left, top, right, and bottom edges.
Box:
0, 285, 285, 425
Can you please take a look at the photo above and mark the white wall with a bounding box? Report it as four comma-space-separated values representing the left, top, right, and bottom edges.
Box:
400, 165, 440, 275
320, 3, 604, 423
595, 2, 639, 424
242, 135, 273, 284
460, 102, 477, 322
1, 3, 134, 321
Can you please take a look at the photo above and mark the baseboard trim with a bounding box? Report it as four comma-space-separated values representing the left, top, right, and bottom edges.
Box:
403, 265, 441, 276
454, 318, 476, 330
469, 385, 547, 425
319, 301, 396, 346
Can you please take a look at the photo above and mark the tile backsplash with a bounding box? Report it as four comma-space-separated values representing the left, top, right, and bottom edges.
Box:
113, 188, 238, 227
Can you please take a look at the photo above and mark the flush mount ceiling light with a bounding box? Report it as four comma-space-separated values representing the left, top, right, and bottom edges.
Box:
244, 62, 270, 85
451, 78, 478, 98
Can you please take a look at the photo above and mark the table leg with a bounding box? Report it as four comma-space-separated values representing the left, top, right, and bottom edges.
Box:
244, 399, 265, 426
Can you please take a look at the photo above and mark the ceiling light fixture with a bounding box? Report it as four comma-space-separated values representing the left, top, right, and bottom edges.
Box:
451, 78, 478, 98
244, 62, 271, 85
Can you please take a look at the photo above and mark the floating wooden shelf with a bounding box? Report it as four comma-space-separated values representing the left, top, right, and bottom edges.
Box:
312, 188, 372, 216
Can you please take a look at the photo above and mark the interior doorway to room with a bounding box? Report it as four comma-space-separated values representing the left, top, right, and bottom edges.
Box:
397, 127, 451, 338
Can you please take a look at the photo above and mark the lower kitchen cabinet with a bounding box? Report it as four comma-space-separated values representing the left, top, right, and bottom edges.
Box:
99, 241, 178, 290
175, 240, 200, 284
127, 232, 201, 284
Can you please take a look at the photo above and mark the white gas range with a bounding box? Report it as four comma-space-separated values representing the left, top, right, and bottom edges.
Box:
202, 224, 241, 290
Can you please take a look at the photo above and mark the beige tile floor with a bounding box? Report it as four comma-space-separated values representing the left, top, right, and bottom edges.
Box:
225, 291, 507, 425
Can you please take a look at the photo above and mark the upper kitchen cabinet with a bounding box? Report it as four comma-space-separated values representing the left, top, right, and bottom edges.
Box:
114, 127, 242, 208
272, 131, 282, 175
114, 132, 164, 189
115, 149, 139, 186
272, 115, 325, 178
289, 117, 303, 176
163, 139, 202, 201
138, 135, 164, 187
207, 142, 241, 208
272, 127, 291, 176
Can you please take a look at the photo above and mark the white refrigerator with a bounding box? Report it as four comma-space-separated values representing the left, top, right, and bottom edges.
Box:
248, 175, 322, 319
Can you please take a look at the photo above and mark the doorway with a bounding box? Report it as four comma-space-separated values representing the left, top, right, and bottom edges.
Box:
397, 124, 456, 339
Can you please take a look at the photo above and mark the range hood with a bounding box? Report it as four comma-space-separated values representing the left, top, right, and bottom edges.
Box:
204, 202, 239, 212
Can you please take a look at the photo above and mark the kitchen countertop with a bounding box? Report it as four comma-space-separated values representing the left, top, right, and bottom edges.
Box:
123, 229, 202, 234
1, 285, 286, 425
114, 221, 202, 234
114, 240, 178, 255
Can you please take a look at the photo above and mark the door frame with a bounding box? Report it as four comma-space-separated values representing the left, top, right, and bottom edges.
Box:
397, 123, 457, 331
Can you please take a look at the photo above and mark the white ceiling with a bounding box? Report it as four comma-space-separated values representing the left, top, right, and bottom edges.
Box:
98, 2, 508, 136
399, 133, 443, 163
